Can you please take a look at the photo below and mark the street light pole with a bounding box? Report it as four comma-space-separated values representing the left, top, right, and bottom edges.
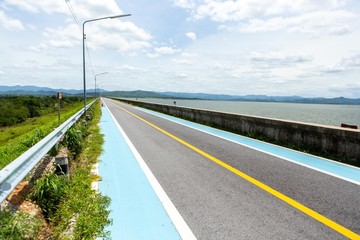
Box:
95, 72, 108, 98
82, 14, 131, 115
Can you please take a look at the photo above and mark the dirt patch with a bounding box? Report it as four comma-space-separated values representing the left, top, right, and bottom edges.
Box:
2, 155, 56, 239
6, 155, 54, 207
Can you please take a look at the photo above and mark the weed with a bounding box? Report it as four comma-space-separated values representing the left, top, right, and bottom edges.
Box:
48, 145, 59, 157
24, 101, 111, 239
30, 172, 69, 220
53, 166, 111, 240
20, 128, 46, 148
0, 209, 41, 240
64, 127, 83, 156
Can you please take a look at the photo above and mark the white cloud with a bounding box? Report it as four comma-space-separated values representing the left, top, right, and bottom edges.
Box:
116, 64, 143, 72
43, 24, 81, 48
329, 25, 351, 35
16, 8, 151, 53
0, 70, 4, 75
237, 10, 355, 35
182, 0, 348, 22
64, 0, 123, 19
250, 51, 313, 69
175, 0, 355, 36
4, 0, 67, 14
27, 44, 47, 52
4, 0, 151, 52
0, 10, 24, 30
340, 53, 360, 70
186, 32, 197, 41
173, 52, 197, 64
147, 46, 181, 58
155, 46, 181, 55
297, 51, 360, 80
147, 53, 160, 58
86, 21, 152, 52
173, 0, 195, 9
3, 0, 122, 17
175, 72, 188, 78
322, 53, 360, 74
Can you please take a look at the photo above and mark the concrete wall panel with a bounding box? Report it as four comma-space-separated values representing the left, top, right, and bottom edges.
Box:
118, 99, 360, 164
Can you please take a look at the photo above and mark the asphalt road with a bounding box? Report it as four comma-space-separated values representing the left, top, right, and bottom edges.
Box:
103, 98, 360, 240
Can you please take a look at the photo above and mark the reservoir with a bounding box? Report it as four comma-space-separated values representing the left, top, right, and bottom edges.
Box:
136, 98, 360, 128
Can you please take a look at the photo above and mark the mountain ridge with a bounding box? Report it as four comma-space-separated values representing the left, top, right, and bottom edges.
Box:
0, 85, 359, 104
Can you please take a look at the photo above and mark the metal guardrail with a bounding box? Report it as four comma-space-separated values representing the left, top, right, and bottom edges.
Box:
0, 100, 96, 204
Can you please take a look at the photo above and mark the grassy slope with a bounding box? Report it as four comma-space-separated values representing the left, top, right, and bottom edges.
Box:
1, 100, 110, 240
0, 102, 83, 169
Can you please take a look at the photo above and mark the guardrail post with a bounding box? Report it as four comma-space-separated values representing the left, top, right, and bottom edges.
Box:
54, 155, 69, 176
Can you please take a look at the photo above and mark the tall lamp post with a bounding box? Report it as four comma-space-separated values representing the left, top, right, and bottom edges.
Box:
82, 14, 131, 115
95, 72, 108, 98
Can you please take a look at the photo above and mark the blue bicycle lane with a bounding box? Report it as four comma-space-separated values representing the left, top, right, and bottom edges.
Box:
98, 104, 195, 239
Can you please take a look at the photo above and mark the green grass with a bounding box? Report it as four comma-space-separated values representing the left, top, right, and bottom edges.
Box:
0, 95, 85, 127
0, 209, 41, 240
53, 101, 111, 239
30, 172, 69, 220
0, 100, 110, 239
0, 102, 83, 145
0, 102, 84, 169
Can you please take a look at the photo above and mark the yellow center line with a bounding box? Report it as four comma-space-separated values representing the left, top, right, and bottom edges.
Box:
110, 100, 360, 239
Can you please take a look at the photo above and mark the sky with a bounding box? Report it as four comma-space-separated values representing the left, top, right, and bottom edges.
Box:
0, 0, 360, 98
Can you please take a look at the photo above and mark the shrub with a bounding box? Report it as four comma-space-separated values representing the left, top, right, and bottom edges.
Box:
64, 125, 86, 156
20, 128, 46, 148
30, 172, 69, 220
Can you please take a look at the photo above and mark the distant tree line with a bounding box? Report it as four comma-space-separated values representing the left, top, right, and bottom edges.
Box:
0, 95, 83, 127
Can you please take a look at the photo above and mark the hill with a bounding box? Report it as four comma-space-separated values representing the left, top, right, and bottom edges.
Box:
103, 90, 169, 98
0, 85, 84, 95
160, 91, 360, 104
1, 85, 359, 104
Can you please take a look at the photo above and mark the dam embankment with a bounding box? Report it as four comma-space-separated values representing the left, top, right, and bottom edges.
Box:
116, 98, 360, 165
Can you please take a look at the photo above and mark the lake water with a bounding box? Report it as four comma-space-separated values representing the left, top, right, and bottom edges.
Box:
137, 98, 360, 128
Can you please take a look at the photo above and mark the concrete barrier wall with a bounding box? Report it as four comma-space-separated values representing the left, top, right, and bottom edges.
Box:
118, 99, 360, 164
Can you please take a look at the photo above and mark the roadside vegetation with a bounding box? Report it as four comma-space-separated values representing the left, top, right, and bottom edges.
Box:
0, 96, 86, 169
50, 101, 111, 239
0, 100, 111, 239
0, 209, 41, 239
0, 95, 83, 127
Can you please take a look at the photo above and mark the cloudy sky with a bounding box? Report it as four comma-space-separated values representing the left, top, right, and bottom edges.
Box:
1, 0, 360, 98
